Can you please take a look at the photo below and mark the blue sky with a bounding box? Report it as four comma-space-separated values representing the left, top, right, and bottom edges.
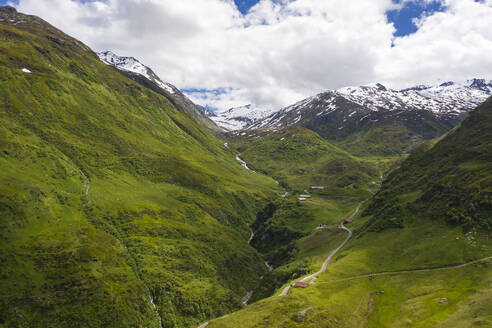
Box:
387, 0, 446, 36
232, 0, 444, 37
6, 0, 491, 110
234, 0, 258, 14
2, 0, 445, 37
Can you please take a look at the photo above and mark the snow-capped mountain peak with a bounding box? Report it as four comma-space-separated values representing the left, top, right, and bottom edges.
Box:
96, 51, 223, 132
210, 104, 278, 131
97, 51, 175, 94
247, 78, 492, 132
98, 51, 146, 75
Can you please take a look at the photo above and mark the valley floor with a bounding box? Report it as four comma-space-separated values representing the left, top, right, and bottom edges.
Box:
207, 261, 491, 327
197, 194, 492, 328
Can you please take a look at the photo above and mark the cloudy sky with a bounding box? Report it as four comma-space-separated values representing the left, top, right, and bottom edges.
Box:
3, 0, 492, 111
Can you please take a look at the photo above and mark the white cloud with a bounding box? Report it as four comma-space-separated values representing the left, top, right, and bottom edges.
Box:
379, 0, 492, 88
14, 0, 492, 110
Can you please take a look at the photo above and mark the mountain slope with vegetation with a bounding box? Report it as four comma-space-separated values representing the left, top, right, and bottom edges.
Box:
97, 50, 222, 134
0, 7, 279, 328
364, 96, 492, 232
1, 5, 491, 328
228, 126, 388, 197
205, 98, 492, 327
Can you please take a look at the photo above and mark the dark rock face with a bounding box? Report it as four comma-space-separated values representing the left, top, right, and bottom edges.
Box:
252, 90, 455, 141
470, 78, 492, 92
439, 81, 455, 87
0, 6, 17, 13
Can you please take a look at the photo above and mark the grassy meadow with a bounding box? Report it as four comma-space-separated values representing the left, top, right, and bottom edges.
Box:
227, 126, 393, 197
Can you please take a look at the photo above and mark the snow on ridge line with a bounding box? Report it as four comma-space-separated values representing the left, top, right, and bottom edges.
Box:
210, 104, 278, 131
155, 80, 175, 95
97, 51, 175, 94
333, 81, 491, 114
238, 78, 492, 132
245, 79, 492, 130
94, 53, 492, 133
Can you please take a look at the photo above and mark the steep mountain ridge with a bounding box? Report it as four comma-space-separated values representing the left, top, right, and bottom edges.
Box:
97, 51, 222, 133
364, 96, 492, 232
98, 51, 176, 94
0, 7, 278, 328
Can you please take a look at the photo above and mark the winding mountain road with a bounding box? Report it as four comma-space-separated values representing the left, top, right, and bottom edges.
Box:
279, 204, 362, 296
314, 256, 492, 284
300, 223, 353, 283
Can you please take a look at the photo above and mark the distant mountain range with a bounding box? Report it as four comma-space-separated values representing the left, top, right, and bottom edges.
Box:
95, 50, 492, 144
216, 79, 492, 156
207, 104, 278, 131
211, 80, 492, 132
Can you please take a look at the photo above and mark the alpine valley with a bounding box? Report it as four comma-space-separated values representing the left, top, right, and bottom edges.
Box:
0, 5, 491, 328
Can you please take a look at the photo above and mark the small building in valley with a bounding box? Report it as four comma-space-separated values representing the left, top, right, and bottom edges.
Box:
298, 197, 307, 201
293, 281, 309, 288
345, 217, 353, 224
299, 194, 311, 198
310, 186, 325, 190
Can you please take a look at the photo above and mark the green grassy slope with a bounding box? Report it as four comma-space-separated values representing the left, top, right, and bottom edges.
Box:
337, 122, 425, 157
204, 99, 492, 327
206, 205, 492, 328
248, 196, 361, 302
117, 69, 222, 134
0, 9, 280, 328
228, 126, 390, 197
208, 259, 491, 328
364, 96, 492, 232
